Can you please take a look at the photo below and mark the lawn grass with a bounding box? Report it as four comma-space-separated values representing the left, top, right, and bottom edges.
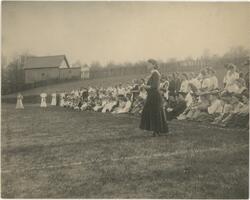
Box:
1, 104, 249, 198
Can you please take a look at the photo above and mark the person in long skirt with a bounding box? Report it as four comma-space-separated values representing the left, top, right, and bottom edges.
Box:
40, 93, 47, 108
60, 92, 65, 107
140, 59, 169, 136
51, 93, 57, 106
16, 93, 24, 109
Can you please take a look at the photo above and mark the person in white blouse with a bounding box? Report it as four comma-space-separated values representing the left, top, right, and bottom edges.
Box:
207, 92, 223, 115
200, 70, 211, 91
188, 73, 202, 93
208, 68, 219, 90
179, 73, 189, 93
223, 64, 239, 92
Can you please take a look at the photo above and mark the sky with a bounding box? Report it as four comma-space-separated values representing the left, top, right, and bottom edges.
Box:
2, 2, 250, 65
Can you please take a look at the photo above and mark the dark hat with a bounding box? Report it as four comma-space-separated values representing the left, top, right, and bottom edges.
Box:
231, 93, 242, 100
241, 89, 249, 98
227, 63, 237, 70
147, 59, 158, 66
178, 91, 187, 97
220, 91, 232, 98
210, 89, 220, 95
197, 91, 210, 96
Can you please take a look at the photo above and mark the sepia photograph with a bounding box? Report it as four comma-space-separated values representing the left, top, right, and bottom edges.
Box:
1, 1, 249, 198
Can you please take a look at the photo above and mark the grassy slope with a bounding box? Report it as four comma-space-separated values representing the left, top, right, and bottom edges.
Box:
3, 67, 231, 98
1, 104, 248, 198
3, 74, 147, 98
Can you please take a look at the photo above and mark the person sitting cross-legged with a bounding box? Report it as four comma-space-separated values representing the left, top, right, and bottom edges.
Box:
185, 92, 210, 121
220, 92, 249, 128
211, 92, 233, 125
195, 91, 223, 123
166, 92, 187, 121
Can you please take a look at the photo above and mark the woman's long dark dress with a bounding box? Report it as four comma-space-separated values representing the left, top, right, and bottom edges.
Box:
139, 70, 169, 133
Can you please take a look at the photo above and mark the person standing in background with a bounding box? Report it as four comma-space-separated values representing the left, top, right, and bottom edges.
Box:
51, 93, 57, 106
60, 92, 66, 107
40, 93, 47, 108
16, 93, 24, 109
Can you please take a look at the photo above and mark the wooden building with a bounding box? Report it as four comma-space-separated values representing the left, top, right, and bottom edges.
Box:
23, 55, 81, 84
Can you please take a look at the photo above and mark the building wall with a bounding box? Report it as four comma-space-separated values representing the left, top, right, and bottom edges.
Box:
59, 59, 68, 69
25, 68, 59, 83
59, 68, 81, 80
81, 70, 90, 79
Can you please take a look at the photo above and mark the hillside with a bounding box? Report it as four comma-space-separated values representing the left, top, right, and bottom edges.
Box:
3, 74, 147, 98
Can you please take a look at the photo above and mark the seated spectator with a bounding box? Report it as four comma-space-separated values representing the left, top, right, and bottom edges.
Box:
93, 98, 103, 112
168, 74, 176, 98
212, 92, 233, 124
179, 73, 189, 93
223, 63, 239, 92
102, 96, 118, 113
195, 91, 222, 122
244, 71, 249, 90
130, 88, 146, 115
239, 72, 246, 87
208, 68, 219, 90
177, 92, 199, 120
189, 73, 201, 93
160, 79, 169, 101
185, 92, 210, 121
219, 93, 245, 126
235, 78, 247, 94
200, 69, 213, 91
113, 94, 132, 114
166, 92, 187, 121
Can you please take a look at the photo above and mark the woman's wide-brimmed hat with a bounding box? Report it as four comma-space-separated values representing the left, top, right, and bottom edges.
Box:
226, 63, 237, 70
147, 59, 158, 66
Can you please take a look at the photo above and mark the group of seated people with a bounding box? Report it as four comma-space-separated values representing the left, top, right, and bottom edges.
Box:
62, 80, 147, 115
60, 63, 249, 128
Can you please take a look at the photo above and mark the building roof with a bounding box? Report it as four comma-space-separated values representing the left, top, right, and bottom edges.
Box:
23, 55, 70, 69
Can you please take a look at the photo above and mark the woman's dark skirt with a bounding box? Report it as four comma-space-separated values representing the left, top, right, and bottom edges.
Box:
139, 89, 168, 133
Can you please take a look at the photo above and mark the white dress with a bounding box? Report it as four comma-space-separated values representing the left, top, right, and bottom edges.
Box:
223, 71, 239, 92
40, 93, 47, 107
16, 94, 24, 109
180, 80, 189, 93
117, 101, 132, 114
60, 93, 65, 107
51, 93, 57, 106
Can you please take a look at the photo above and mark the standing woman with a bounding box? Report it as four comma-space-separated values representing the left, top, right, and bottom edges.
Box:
16, 93, 24, 109
51, 93, 57, 106
40, 92, 47, 108
140, 59, 169, 136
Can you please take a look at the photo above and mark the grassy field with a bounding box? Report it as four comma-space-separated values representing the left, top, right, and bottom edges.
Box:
1, 103, 248, 198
